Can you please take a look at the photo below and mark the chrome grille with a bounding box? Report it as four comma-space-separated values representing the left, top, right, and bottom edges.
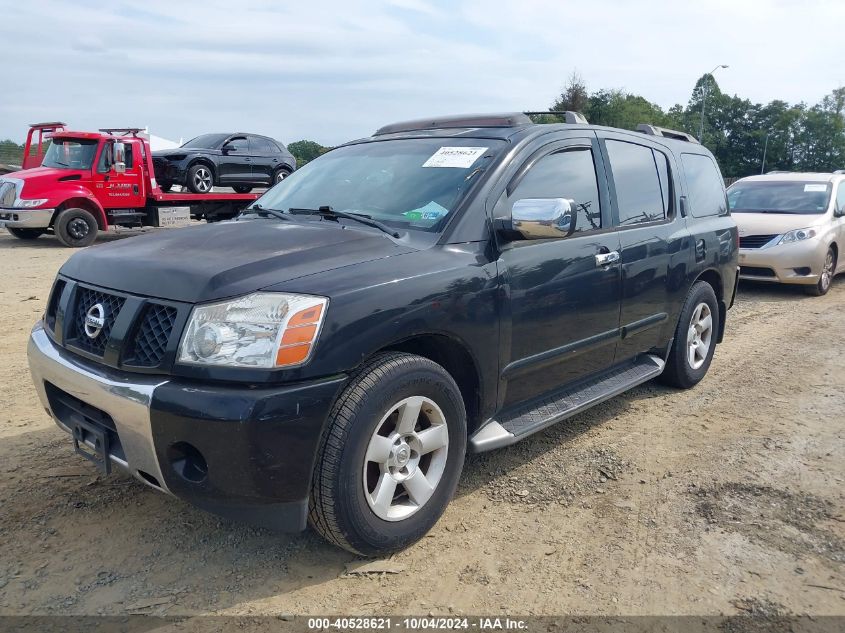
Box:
0, 181, 15, 208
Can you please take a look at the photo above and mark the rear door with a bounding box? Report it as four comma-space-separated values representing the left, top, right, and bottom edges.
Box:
249, 136, 278, 185
495, 136, 622, 409
597, 132, 685, 362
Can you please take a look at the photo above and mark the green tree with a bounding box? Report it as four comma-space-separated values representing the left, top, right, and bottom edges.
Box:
287, 140, 329, 167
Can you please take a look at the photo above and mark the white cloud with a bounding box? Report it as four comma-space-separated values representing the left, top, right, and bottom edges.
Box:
0, 0, 841, 146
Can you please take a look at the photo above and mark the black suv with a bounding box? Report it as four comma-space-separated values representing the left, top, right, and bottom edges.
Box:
152, 133, 296, 193
28, 113, 738, 556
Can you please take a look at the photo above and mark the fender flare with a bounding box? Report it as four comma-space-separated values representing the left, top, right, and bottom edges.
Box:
54, 188, 108, 230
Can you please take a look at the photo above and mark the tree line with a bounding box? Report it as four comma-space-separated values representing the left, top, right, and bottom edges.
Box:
548, 72, 845, 177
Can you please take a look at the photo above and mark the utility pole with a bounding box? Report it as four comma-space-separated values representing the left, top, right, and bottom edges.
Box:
761, 133, 770, 174
699, 64, 729, 141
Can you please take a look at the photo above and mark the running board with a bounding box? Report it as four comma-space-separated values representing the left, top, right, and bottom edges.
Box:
469, 354, 665, 453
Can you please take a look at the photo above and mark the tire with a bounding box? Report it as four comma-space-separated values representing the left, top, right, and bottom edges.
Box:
273, 167, 291, 185
309, 352, 467, 556
54, 208, 98, 248
659, 281, 720, 389
160, 183, 172, 193
7, 227, 44, 240
804, 247, 836, 296
233, 185, 253, 194
187, 164, 214, 193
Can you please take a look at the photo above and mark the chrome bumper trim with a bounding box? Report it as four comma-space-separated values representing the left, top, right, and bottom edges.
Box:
0, 208, 55, 228
27, 323, 172, 493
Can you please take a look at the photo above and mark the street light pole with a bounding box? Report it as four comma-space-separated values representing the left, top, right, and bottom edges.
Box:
761, 133, 770, 174
698, 64, 729, 141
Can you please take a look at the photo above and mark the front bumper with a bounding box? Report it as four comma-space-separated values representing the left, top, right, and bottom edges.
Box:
27, 323, 347, 531
738, 239, 826, 285
0, 208, 55, 229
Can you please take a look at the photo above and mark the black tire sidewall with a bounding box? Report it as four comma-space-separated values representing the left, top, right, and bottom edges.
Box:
187, 164, 213, 194
233, 185, 253, 194
333, 360, 466, 555
55, 208, 97, 247
274, 168, 290, 184
671, 282, 720, 387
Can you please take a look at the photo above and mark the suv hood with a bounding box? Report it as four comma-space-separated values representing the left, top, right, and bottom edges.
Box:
60, 219, 417, 303
734, 212, 828, 236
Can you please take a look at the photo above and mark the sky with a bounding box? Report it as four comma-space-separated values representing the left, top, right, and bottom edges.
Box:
1, 0, 842, 147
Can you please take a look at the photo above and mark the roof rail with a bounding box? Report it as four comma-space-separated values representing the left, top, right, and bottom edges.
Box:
374, 113, 532, 136
636, 124, 699, 143
99, 127, 145, 137
766, 170, 791, 174
833, 169, 845, 174
524, 111, 589, 124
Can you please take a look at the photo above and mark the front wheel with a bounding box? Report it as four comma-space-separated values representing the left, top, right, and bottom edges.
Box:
660, 281, 720, 389
804, 247, 836, 296
54, 208, 98, 247
309, 352, 466, 556
187, 164, 214, 193
7, 227, 45, 240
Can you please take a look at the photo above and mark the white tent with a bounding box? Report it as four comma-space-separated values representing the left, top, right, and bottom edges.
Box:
142, 127, 182, 151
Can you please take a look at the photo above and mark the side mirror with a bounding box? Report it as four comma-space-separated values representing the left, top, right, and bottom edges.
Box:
222, 143, 238, 153
504, 198, 576, 240
112, 142, 126, 174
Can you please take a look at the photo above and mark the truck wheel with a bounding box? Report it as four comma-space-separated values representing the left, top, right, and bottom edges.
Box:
309, 352, 466, 556
233, 185, 253, 194
7, 227, 45, 240
55, 208, 98, 248
659, 281, 720, 389
187, 164, 213, 193
804, 247, 836, 296
273, 168, 291, 184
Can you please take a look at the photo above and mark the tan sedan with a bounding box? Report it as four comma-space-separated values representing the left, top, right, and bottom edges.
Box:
729, 172, 845, 296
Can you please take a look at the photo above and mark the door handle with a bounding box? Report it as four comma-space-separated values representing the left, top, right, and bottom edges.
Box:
595, 251, 620, 267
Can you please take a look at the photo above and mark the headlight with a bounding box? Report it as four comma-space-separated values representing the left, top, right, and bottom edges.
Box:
778, 227, 817, 245
14, 198, 48, 208
178, 292, 328, 368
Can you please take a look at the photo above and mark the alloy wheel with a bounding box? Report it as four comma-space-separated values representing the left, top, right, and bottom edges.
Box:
820, 250, 834, 292
686, 302, 713, 370
194, 167, 212, 192
363, 396, 449, 522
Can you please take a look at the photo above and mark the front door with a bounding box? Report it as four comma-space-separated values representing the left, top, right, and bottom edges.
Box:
218, 136, 252, 184
495, 138, 622, 409
91, 140, 146, 210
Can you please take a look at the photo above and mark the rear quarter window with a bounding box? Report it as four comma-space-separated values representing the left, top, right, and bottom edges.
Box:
682, 153, 727, 218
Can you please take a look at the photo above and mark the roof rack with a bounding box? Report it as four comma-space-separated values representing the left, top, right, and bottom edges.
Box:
374, 113, 533, 136
29, 121, 67, 129
524, 111, 589, 124
99, 127, 145, 137
636, 124, 699, 143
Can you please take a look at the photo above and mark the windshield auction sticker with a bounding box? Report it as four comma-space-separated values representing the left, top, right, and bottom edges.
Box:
423, 147, 488, 168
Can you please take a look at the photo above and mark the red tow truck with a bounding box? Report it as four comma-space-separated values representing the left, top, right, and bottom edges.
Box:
0, 123, 260, 247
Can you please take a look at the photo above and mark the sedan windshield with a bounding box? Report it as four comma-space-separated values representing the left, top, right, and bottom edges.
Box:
182, 134, 228, 149
727, 181, 831, 214
41, 139, 98, 170
249, 138, 505, 232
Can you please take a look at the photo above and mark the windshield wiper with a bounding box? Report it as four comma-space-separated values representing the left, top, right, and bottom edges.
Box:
288, 206, 400, 238
242, 203, 289, 221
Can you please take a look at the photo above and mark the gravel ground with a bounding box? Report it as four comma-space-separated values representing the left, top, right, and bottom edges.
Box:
0, 228, 843, 618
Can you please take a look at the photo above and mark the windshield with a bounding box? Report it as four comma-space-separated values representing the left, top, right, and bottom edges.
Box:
41, 139, 98, 170
182, 134, 228, 149
727, 181, 831, 214
249, 138, 505, 232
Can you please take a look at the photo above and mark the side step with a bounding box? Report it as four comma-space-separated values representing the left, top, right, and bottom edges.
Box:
469, 354, 665, 452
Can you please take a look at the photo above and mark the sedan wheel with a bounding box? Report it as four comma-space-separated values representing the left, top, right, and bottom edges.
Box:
806, 248, 836, 296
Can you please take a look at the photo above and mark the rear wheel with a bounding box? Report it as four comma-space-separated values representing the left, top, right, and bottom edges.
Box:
233, 185, 253, 194
7, 227, 45, 240
159, 183, 172, 193
187, 164, 213, 193
309, 352, 466, 556
54, 208, 98, 248
804, 247, 836, 296
660, 281, 719, 389
273, 167, 291, 184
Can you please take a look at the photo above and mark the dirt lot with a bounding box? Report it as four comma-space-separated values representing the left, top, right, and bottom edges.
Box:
0, 228, 843, 618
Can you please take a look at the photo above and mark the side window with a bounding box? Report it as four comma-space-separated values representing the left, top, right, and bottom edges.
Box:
681, 153, 727, 217
251, 137, 274, 154
605, 140, 667, 225
123, 145, 134, 169
226, 137, 249, 152
836, 183, 845, 212
96, 143, 134, 173
497, 147, 602, 234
